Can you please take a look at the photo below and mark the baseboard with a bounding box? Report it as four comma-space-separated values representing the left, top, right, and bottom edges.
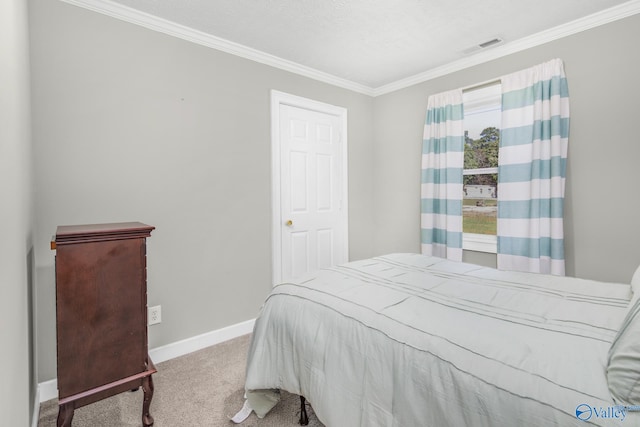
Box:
37, 318, 256, 403
38, 378, 57, 405
148, 318, 255, 364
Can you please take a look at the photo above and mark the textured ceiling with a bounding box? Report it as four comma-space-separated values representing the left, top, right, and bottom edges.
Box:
94, 0, 634, 89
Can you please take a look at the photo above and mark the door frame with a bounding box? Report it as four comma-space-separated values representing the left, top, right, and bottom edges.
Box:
270, 90, 349, 285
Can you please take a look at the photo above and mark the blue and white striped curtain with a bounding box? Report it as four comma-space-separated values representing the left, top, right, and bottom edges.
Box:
497, 58, 570, 275
421, 89, 464, 261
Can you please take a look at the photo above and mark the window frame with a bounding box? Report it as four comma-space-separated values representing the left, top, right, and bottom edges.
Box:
462, 83, 501, 254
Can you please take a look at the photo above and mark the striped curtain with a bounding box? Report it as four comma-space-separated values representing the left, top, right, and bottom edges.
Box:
421, 89, 464, 261
497, 58, 570, 275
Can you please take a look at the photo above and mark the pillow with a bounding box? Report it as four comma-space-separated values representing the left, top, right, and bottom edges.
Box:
608, 297, 640, 405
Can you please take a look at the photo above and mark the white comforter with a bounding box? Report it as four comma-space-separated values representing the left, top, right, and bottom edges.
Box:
244, 254, 634, 426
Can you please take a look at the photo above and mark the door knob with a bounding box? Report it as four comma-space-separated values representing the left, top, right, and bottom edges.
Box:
286, 220, 293, 227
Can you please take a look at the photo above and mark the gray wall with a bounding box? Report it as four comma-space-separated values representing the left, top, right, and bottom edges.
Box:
371, 14, 640, 282
29, 0, 375, 382
0, 0, 35, 424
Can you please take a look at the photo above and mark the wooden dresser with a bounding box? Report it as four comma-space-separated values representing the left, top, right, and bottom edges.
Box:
52, 222, 156, 427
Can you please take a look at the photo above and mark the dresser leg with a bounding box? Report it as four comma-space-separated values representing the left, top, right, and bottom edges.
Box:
142, 374, 155, 426
57, 403, 74, 427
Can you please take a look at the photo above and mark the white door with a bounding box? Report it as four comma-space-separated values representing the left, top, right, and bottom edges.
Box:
272, 92, 348, 284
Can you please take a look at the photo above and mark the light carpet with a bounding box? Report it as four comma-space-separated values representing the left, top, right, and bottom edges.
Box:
37, 334, 324, 427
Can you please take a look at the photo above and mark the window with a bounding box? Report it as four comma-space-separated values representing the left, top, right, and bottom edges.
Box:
462, 83, 501, 253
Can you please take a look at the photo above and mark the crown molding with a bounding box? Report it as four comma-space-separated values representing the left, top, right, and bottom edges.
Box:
372, 0, 640, 96
59, 0, 376, 96
60, 0, 640, 98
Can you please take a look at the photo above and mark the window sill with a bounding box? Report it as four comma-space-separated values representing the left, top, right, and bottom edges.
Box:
463, 233, 497, 254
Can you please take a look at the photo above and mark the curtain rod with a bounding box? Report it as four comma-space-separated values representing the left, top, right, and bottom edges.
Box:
461, 78, 501, 92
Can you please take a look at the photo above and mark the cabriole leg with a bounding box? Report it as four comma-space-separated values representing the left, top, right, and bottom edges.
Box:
57, 403, 74, 427
142, 375, 155, 426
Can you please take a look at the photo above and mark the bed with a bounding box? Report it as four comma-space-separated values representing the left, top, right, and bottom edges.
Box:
243, 253, 640, 426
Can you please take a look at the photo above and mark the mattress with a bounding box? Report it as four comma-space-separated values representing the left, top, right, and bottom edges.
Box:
244, 253, 634, 426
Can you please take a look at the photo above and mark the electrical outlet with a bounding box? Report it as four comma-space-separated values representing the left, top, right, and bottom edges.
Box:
148, 305, 161, 325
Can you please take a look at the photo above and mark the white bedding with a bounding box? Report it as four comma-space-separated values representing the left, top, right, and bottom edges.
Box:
244, 254, 635, 426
